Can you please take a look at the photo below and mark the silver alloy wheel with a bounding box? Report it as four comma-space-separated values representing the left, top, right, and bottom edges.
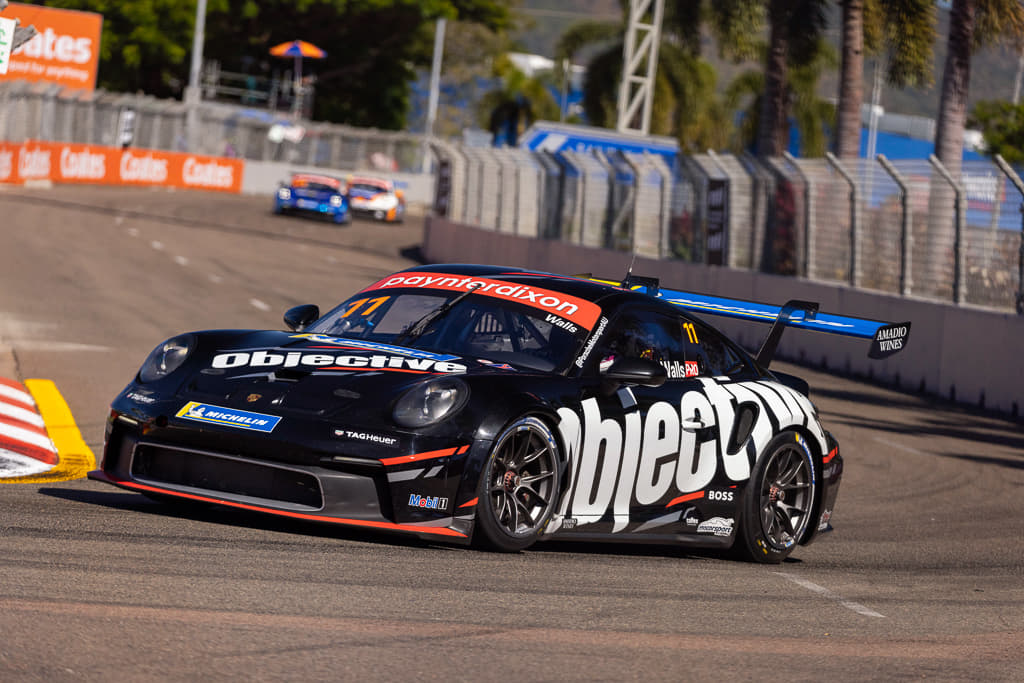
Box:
485, 418, 558, 538
758, 443, 814, 549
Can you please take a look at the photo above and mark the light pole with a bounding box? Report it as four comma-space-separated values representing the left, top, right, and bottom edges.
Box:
421, 17, 445, 173
185, 0, 208, 153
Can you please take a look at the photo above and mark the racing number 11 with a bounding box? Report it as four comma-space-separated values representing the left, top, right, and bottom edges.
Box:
341, 297, 389, 318
683, 322, 699, 344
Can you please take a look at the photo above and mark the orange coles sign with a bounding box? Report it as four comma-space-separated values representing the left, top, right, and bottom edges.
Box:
1, 2, 103, 90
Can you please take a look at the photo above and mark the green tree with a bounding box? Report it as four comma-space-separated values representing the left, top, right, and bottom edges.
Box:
934, 0, 1024, 178
969, 99, 1024, 162
726, 37, 837, 156
553, 1, 756, 152
756, 0, 829, 156
478, 54, 560, 145
31, 0, 216, 96
205, 0, 511, 129
29, 0, 511, 130
834, 0, 936, 159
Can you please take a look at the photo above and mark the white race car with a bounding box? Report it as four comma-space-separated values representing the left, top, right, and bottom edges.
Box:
346, 176, 405, 222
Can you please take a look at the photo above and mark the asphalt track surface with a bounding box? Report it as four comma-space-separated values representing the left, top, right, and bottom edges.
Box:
1, 185, 1022, 681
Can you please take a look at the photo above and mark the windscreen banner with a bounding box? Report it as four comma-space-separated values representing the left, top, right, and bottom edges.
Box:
0, 2, 103, 91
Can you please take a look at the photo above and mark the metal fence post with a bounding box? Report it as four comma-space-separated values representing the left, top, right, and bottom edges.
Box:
782, 151, 813, 279
876, 154, 914, 296
825, 152, 860, 287
993, 154, 1024, 314
928, 154, 967, 305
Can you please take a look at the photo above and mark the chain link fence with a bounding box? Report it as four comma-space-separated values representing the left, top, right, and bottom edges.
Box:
4, 79, 1022, 313
0, 81, 430, 174
432, 140, 1024, 314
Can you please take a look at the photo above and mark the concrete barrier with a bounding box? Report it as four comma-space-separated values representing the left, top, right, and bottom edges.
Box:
424, 216, 1023, 418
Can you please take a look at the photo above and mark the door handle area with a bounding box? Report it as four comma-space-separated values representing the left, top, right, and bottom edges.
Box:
681, 415, 706, 431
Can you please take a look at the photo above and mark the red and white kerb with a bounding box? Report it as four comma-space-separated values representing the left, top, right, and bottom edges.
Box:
0, 378, 58, 476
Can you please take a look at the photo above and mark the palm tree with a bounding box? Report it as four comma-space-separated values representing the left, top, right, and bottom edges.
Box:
834, 0, 937, 159
553, 2, 758, 151
835, 0, 866, 159
727, 37, 837, 156
478, 54, 561, 146
934, 0, 1024, 178
756, 0, 829, 156
925, 0, 1024, 301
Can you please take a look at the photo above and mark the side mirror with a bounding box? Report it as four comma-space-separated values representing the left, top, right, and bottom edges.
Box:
601, 356, 667, 390
284, 304, 320, 332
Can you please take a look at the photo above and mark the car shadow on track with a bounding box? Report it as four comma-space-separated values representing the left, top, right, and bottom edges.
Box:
37, 486, 796, 562
36, 486, 448, 552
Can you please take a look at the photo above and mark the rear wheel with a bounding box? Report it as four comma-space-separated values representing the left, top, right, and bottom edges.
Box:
474, 416, 560, 552
734, 432, 817, 564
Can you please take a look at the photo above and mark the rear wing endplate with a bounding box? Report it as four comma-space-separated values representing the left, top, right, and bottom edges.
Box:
583, 274, 911, 367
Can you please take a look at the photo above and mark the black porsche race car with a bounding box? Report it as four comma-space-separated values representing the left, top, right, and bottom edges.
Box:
89, 264, 909, 562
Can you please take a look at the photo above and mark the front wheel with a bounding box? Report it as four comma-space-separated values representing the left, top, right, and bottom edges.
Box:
473, 416, 560, 552
734, 432, 817, 564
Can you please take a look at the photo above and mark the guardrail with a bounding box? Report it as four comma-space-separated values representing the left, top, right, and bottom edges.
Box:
431, 140, 1024, 314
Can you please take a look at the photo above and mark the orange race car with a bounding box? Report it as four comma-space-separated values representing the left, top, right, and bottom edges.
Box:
346, 175, 405, 222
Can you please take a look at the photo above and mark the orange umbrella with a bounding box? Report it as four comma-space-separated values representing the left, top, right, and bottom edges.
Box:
269, 40, 327, 117
269, 40, 327, 59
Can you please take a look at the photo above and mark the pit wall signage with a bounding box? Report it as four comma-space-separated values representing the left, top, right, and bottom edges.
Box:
1, 3, 103, 91
0, 140, 244, 193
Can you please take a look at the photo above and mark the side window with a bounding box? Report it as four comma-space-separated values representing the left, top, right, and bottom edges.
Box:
683, 318, 748, 377
597, 310, 690, 379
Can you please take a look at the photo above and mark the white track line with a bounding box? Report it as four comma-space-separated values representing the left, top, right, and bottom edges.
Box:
249, 298, 271, 312
775, 572, 885, 618
872, 437, 926, 455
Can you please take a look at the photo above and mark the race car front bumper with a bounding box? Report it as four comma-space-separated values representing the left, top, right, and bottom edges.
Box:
89, 403, 484, 543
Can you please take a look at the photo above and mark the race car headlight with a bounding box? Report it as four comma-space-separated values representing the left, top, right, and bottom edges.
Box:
393, 377, 468, 428
139, 334, 195, 383
329, 194, 343, 207
278, 187, 291, 200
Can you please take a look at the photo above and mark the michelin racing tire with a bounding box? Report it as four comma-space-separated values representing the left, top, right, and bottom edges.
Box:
474, 416, 560, 552
734, 431, 817, 564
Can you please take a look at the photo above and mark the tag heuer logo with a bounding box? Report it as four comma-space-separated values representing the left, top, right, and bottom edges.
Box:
246, 393, 262, 403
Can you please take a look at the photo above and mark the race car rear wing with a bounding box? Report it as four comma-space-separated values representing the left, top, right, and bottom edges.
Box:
581, 274, 910, 367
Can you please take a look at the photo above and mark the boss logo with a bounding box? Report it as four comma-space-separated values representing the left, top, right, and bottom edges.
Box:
706, 489, 734, 502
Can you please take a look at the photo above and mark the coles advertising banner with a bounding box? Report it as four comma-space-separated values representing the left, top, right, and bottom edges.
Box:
0, 2, 103, 90
0, 140, 245, 193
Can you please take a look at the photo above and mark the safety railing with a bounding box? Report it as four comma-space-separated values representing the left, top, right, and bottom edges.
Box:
0, 80, 430, 174
431, 140, 1024, 314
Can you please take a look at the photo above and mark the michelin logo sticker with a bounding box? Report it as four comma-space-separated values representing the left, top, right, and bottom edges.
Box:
176, 402, 282, 433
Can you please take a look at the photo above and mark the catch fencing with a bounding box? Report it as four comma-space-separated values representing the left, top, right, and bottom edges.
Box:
0, 80, 430, 174
432, 140, 1024, 314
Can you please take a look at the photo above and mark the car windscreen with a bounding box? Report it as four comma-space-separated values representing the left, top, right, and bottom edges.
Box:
349, 183, 388, 194
293, 182, 338, 193
307, 291, 588, 373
